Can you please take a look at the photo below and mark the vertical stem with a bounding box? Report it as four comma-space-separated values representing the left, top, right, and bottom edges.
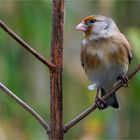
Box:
49, 0, 64, 140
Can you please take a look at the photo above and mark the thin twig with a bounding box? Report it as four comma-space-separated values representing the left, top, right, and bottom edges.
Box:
0, 20, 56, 70
64, 63, 140, 132
0, 82, 49, 131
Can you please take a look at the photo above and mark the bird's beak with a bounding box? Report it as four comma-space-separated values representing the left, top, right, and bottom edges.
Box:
75, 22, 88, 31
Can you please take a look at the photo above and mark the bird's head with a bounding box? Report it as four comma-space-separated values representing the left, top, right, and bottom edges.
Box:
76, 15, 119, 40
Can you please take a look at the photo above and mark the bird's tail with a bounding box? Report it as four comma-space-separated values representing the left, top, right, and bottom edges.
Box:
101, 88, 119, 109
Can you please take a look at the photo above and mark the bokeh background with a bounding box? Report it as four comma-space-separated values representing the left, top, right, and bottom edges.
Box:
0, 0, 140, 140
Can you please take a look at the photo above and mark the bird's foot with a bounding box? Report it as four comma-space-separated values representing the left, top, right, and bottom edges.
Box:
95, 96, 107, 110
118, 75, 129, 87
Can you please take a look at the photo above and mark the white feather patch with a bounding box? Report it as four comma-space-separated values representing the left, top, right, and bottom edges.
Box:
82, 39, 88, 46
88, 83, 97, 91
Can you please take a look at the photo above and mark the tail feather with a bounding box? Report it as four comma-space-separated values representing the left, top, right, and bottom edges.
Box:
101, 88, 119, 109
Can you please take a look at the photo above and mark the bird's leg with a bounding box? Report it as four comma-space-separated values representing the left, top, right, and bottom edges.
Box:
95, 88, 100, 99
95, 88, 107, 110
118, 75, 129, 87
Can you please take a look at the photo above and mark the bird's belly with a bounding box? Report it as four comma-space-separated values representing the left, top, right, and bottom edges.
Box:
87, 63, 128, 88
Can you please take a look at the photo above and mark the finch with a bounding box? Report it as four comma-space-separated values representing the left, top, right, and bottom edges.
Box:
76, 15, 132, 110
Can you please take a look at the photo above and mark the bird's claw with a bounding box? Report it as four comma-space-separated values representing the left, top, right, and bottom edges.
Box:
95, 97, 107, 110
118, 75, 129, 87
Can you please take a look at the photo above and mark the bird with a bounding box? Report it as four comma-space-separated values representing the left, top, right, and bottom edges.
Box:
76, 15, 132, 110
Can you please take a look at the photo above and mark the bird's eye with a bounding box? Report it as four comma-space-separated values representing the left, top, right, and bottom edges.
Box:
90, 19, 96, 23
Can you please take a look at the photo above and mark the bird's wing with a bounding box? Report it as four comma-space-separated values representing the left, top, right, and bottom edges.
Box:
80, 45, 88, 73
121, 34, 132, 64
80, 46, 86, 70
127, 49, 132, 64
113, 33, 132, 65
81, 60, 85, 69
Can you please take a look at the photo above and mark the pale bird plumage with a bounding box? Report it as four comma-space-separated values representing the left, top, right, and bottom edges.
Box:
76, 15, 132, 109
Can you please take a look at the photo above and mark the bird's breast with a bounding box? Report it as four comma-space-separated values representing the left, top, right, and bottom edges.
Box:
81, 42, 106, 70
81, 38, 129, 70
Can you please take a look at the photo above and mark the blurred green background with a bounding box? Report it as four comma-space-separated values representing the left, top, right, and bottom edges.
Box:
0, 0, 140, 140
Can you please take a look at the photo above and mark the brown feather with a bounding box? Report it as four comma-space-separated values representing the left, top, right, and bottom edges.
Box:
81, 34, 131, 73
83, 15, 96, 23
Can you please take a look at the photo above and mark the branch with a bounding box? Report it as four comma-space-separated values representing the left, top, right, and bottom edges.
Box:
0, 82, 49, 131
64, 63, 140, 132
49, 0, 64, 139
0, 20, 56, 70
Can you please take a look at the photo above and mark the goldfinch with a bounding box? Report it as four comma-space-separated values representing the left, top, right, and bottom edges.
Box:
76, 15, 132, 110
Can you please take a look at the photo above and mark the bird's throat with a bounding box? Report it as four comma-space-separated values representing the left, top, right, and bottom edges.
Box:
84, 26, 93, 39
